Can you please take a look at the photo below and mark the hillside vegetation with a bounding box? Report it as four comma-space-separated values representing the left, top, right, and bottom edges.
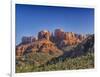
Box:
16, 29, 94, 73
16, 52, 94, 73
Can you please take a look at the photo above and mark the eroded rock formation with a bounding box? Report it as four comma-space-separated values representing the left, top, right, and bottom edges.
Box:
16, 39, 63, 56
16, 29, 87, 56
38, 30, 51, 40
54, 29, 64, 41
22, 36, 37, 44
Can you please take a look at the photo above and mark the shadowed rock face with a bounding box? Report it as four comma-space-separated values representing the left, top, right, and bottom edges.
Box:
44, 35, 94, 65
38, 30, 51, 40
21, 36, 37, 44
54, 29, 64, 41
16, 29, 87, 56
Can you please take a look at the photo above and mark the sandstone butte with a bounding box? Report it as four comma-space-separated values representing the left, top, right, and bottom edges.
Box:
16, 29, 86, 56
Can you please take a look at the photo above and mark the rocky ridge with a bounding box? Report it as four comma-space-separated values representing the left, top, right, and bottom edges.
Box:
16, 29, 88, 57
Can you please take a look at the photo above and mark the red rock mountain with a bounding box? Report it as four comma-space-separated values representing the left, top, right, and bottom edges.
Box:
16, 29, 86, 56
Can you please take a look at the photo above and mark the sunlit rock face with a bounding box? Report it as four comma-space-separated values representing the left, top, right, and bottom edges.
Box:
16, 44, 30, 56
63, 32, 78, 45
37, 39, 63, 55
16, 29, 87, 56
16, 39, 63, 56
38, 30, 51, 40
59, 32, 86, 47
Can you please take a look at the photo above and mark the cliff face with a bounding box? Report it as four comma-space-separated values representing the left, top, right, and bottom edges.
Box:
60, 32, 78, 46
16, 29, 87, 56
16, 39, 63, 56
54, 29, 64, 41
53, 30, 86, 47
38, 30, 51, 40
21, 36, 37, 44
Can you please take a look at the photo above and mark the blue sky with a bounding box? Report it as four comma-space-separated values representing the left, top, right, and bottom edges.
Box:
16, 4, 94, 45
